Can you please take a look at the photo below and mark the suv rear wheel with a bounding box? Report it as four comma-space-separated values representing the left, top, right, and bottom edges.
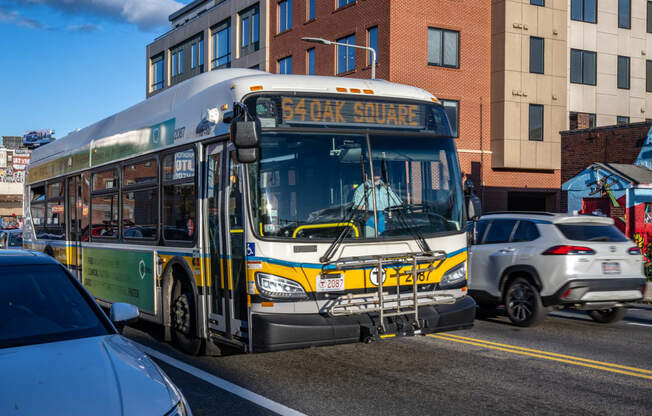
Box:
504, 277, 547, 327
588, 307, 627, 324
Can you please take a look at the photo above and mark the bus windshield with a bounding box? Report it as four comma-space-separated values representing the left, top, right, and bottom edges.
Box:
247, 132, 464, 240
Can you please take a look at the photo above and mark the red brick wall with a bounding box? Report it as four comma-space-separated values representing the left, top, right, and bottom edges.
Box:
561, 123, 652, 184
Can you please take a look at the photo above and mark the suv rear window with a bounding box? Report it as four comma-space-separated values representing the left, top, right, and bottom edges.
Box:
555, 223, 628, 242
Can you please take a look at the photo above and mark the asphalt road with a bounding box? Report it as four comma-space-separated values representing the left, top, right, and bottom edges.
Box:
124, 305, 652, 415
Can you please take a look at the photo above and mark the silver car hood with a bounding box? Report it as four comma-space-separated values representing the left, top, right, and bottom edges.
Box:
0, 334, 176, 416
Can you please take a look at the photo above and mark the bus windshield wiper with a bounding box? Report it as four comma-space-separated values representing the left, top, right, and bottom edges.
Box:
320, 154, 370, 263
380, 158, 431, 254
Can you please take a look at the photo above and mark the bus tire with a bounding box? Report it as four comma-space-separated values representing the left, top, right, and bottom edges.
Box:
171, 278, 204, 355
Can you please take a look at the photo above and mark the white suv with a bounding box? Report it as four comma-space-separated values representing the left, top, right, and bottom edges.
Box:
468, 212, 647, 326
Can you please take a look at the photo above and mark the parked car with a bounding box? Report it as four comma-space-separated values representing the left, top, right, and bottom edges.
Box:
0, 229, 23, 249
0, 250, 192, 416
468, 212, 647, 326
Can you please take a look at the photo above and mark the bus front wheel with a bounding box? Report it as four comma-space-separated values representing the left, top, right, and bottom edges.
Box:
171, 279, 203, 355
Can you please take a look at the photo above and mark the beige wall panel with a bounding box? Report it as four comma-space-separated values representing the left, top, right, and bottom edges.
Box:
598, 0, 616, 13
597, 113, 616, 126
550, 105, 566, 140
522, 72, 538, 100
647, 95, 652, 116
543, 102, 553, 139
568, 21, 585, 49
520, 140, 537, 167
505, 0, 522, 35
491, 101, 506, 143
596, 32, 618, 55
617, 30, 632, 57
596, 72, 617, 95
505, 32, 523, 72
492, 0, 506, 35
630, 97, 646, 118
521, 102, 531, 142
595, 92, 621, 117
551, 142, 561, 169
582, 24, 597, 51
629, 38, 646, 59
632, 18, 646, 39
551, 39, 567, 76
614, 90, 632, 114
597, 11, 618, 35
504, 139, 522, 167
582, 85, 597, 113
597, 52, 617, 76
505, 101, 522, 141
535, 141, 552, 169
552, 0, 567, 12
492, 70, 507, 101
505, 70, 523, 99
522, 4, 538, 34
491, 140, 505, 168
536, 7, 553, 37
630, 77, 646, 99
492, 32, 507, 73
521, 33, 530, 73
553, 75, 567, 103
552, 9, 567, 40
536, 75, 552, 105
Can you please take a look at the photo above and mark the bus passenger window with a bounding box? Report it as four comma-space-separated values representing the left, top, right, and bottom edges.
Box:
30, 185, 46, 238
122, 159, 158, 241
46, 181, 65, 240
91, 169, 119, 239
162, 149, 196, 243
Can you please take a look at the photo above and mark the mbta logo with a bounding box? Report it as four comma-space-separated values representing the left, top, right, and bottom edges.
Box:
369, 267, 386, 286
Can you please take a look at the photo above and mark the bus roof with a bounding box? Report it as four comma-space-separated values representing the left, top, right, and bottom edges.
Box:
27, 69, 439, 183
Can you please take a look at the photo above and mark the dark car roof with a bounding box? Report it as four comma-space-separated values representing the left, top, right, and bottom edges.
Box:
0, 250, 59, 267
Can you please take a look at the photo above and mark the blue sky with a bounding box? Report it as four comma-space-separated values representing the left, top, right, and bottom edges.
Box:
0, 0, 190, 138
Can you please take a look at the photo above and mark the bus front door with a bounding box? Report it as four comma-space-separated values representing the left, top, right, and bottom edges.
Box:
205, 143, 230, 336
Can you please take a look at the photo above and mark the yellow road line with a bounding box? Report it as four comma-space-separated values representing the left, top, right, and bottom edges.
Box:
438, 333, 652, 375
427, 334, 652, 381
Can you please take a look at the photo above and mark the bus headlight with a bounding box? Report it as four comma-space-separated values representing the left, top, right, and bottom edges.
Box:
255, 273, 308, 300
439, 263, 467, 289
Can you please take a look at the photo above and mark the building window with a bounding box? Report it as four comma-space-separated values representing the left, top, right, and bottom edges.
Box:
569, 112, 596, 129
151, 56, 164, 91
338, 0, 355, 8
191, 43, 197, 69
618, 0, 631, 29
570, 49, 596, 85
647, 60, 652, 92
172, 50, 184, 77
367, 26, 378, 66
279, 0, 292, 33
617, 116, 630, 125
212, 20, 231, 69
199, 39, 204, 67
530, 36, 544, 74
307, 48, 315, 75
529, 104, 544, 141
648, 2, 652, 33
441, 99, 459, 138
177, 50, 183, 75
337, 34, 356, 74
531, 0, 544, 6
279, 56, 292, 74
571, 0, 597, 24
240, 5, 260, 56
308, 0, 315, 20
427, 27, 459, 68
617, 56, 630, 89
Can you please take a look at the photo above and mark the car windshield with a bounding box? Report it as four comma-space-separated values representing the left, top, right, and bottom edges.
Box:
0, 265, 110, 349
247, 132, 464, 240
555, 223, 628, 242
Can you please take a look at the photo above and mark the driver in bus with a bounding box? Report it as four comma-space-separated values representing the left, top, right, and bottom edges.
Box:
352, 175, 402, 237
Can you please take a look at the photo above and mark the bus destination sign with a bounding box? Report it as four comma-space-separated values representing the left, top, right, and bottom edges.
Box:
279, 97, 425, 129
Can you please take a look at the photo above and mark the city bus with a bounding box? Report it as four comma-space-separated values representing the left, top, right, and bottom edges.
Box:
24, 69, 476, 354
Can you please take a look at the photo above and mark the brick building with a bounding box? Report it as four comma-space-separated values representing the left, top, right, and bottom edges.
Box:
267, 0, 560, 211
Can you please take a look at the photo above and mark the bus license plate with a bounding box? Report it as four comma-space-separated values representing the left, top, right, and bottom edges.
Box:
602, 262, 620, 275
316, 275, 345, 292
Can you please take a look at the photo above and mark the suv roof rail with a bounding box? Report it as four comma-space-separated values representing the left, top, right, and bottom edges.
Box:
484, 211, 557, 216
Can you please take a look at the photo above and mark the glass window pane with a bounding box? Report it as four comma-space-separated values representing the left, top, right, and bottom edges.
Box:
529, 104, 543, 141
242, 16, 249, 47
531, 0, 544, 6
124, 159, 158, 186
368, 26, 378, 66
428, 28, 442, 66
618, 56, 630, 89
163, 149, 195, 181
253, 11, 259, 43
484, 220, 518, 244
92, 170, 117, 191
512, 221, 540, 242
172, 52, 177, 76
178, 50, 183, 74
123, 189, 158, 240
585, 0, 596, 23
91, 194, 118, 238
647, 60, 652, 92
46, 202, 65, 239
530, 37, 544, 74
618, 0, 630, 29
31, 185, 45, 202
309, 0, 315, 19
199, 39, 204, 66
308, 48, 315, 75
583, 51, 596, 85
163, 183, 196, 241
442, 100, 459, 137
31, 203, 45, 234
443, 30, 458, 67
571, 0, 583, 20
648, 1, 652, 33
47, 181, 63, 199
191, 43, 197, 68
570, 49, 582, 83
347, 35, 355, 71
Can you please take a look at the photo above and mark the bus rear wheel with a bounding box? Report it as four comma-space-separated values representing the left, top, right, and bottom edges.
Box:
171, 279, 203, 355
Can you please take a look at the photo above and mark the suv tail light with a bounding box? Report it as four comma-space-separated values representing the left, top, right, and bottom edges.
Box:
542, 245, 596, 255
628, 246, 642, 255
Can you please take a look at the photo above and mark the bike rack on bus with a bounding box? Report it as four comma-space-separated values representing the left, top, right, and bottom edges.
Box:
323, 251, 456, 333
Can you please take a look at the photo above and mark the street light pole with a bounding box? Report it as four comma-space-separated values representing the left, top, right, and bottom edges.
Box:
301, 37, 376, 79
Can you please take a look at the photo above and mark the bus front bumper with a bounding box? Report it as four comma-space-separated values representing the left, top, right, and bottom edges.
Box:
251, 295, 476, 352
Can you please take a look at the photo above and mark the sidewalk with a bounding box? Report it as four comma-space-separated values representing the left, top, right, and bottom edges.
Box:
645, 282, 652, 304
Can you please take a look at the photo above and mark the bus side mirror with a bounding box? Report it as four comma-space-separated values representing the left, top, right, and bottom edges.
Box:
464, 179, 482, 220
230, 116, 261, 164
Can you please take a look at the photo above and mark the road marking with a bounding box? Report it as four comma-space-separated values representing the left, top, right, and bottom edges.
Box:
135, 343, 308, 416
628, 322, 652, 328
428, 334, 652, 381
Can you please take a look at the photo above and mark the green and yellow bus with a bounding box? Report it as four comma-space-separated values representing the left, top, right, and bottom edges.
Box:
24, 69, 476, 354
